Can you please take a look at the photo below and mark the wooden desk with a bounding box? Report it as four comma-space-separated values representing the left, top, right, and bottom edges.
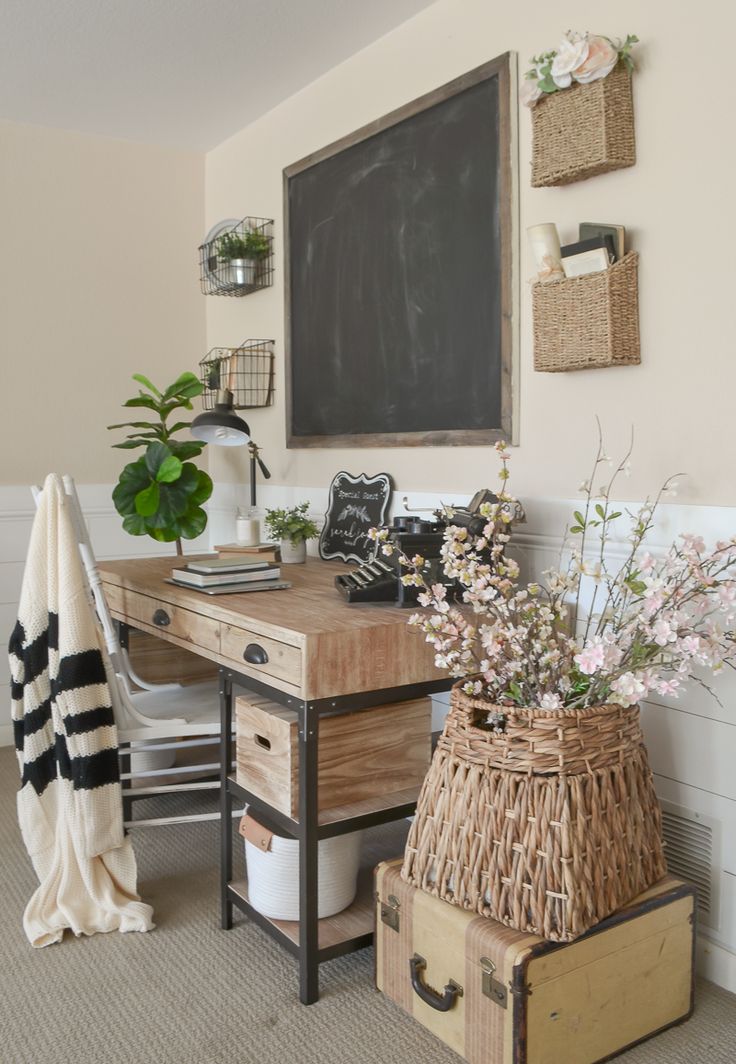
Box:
99, 556, 447, 1004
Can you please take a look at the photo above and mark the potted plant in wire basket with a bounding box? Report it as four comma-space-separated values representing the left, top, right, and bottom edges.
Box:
370, 434, 736, 942
264, 502, 319, 564
216, 228, 270, 288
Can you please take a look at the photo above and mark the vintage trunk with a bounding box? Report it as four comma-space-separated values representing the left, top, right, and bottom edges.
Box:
375, 859, 695, 1064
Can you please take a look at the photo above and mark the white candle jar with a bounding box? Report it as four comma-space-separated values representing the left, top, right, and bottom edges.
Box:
236, 509, 261, 546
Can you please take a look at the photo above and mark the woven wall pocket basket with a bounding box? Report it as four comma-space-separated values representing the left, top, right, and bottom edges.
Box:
531, 62, 635, 187
533, 251, 640, 372
401, 682, 667, 942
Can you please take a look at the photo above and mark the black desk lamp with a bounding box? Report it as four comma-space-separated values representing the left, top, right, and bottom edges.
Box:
191, 388, 271, 506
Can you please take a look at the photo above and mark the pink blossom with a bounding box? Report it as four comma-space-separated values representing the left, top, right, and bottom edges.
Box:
540, 692, 563, 709
611, 672, 648, 706
575, 642, 605, 675
680, 635, 701, 655
602, 641, 623, 669
718, 585, 736, 607
652, 618, 677, 646
638, 552, 656, 574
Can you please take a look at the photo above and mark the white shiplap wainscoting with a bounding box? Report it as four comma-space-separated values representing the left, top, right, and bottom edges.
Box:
3, 481, 735, 990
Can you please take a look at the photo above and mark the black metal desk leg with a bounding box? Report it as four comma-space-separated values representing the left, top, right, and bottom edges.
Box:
219, 668, 234, 930
298, 701, 319, 1004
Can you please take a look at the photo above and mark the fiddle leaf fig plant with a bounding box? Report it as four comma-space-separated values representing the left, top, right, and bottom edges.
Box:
108, 372, 213, 554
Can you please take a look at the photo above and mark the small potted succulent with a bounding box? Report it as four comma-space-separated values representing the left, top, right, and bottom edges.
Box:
264, 502, 319, 564
216, 228, 270, 287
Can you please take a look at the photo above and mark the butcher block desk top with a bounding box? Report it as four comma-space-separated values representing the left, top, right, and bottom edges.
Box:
98, 555, 445, 703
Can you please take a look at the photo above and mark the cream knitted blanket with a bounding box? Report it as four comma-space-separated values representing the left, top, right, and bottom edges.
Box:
8, 474, 154, 946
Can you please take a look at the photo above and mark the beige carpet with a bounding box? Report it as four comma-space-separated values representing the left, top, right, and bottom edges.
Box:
1, 746, 734, 1064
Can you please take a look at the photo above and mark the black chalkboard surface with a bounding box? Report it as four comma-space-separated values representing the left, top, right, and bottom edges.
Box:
319, 471, 392, 563
284, 54, 516, 448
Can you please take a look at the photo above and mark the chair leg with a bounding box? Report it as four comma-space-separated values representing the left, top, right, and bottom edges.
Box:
119, 748, 134, 824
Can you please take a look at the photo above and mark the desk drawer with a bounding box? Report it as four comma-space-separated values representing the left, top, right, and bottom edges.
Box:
221, 623, 302, 690
106, 585, 220, 655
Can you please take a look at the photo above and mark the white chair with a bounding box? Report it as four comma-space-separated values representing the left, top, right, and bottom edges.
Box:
32, 476, 227, 828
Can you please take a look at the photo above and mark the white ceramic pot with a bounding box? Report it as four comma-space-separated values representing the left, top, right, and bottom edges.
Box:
280, 538, 306, 564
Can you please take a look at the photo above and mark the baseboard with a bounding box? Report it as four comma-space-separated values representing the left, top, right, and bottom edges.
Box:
0, 723, 14, 748
697, 933, 736, 993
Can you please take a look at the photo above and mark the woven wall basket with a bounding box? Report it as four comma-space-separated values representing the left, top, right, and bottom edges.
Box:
531, 63, 635, 187
533, 251, 640, 372
401, 683, 667, 942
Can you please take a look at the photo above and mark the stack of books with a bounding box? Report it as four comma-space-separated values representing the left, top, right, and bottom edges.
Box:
214, 541, 281, 563
171, 556, 283, 593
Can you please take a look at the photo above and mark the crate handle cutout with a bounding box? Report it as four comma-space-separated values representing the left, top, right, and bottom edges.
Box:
255, 734, 272, 751
410, 954, 463, 1012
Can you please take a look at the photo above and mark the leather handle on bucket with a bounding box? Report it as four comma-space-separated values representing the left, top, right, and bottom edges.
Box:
410, 954, 463, 1012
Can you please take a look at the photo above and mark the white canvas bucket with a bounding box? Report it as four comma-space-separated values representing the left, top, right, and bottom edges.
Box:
241, 813, 362, 921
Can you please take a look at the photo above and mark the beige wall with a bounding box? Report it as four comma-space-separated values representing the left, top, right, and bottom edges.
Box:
0, 120, 204, 485
204, 0, 736, 507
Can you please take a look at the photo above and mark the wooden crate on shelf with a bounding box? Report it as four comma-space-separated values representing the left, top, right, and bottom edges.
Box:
235, 693, 431, 818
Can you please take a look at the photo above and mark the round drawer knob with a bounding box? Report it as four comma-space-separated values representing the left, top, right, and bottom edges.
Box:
244, 643, 269, 665
152, 609, 171, 627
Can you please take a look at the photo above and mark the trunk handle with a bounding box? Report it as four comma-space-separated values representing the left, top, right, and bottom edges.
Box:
410, 954, 463, 1012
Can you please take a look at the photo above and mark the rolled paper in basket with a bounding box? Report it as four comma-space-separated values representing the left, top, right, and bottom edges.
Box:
527, 223, 563, 283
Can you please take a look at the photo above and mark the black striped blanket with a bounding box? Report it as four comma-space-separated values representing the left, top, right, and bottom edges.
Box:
8, 474, 153, 946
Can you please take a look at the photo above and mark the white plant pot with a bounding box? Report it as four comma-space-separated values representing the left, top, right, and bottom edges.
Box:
280, 538, 306, 564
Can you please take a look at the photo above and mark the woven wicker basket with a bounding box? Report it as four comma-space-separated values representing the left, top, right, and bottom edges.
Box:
533, 251, 640, 372
531, 63, 635, 187
401, 683, 667, 942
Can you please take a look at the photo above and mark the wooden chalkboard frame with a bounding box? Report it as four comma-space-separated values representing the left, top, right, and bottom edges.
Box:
318, 471, 393, 563
283, 52, 518, 449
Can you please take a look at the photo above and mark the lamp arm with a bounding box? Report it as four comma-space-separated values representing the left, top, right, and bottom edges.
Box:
247, 441, 270, 508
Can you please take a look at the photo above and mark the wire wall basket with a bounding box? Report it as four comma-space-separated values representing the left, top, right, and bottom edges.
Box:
199, 340, 275, 409
198, 216, 274, 297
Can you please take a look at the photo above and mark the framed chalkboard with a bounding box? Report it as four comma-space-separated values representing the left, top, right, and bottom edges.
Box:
284, 53, 518, 448
319, 471, 392, 563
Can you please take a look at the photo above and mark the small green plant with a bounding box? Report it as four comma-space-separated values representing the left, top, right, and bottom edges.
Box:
264, 502, 319, 546
216, 229, 270, 261
108, 372, 213, 554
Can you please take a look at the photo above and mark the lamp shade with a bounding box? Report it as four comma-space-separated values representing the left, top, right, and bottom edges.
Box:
190, 390, 250, 447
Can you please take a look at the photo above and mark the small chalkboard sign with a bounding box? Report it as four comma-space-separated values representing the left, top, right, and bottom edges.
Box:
319, 471, 392, 563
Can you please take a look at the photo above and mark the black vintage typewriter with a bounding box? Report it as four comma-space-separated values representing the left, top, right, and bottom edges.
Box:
335, 490, 499, 605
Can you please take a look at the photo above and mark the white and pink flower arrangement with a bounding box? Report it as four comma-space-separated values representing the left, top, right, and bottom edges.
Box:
370, 436, 736, 723
522, 31, 638, 108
